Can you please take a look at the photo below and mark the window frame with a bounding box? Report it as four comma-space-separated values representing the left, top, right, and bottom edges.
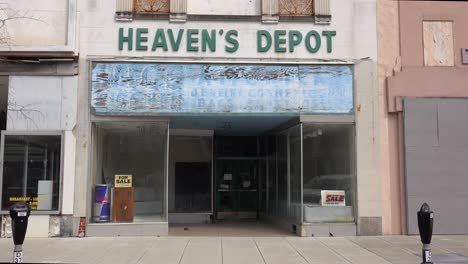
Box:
0, 130, 64, 215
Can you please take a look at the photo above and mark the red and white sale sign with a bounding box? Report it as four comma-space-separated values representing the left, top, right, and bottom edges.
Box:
321, 190, 346, 206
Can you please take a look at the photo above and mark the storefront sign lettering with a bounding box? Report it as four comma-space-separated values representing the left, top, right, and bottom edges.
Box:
118, 28, 336, 53
9, 197, 45, 210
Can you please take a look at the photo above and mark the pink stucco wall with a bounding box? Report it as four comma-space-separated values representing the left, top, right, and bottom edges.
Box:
388, 1, 468, 112
382, 1, 468, 235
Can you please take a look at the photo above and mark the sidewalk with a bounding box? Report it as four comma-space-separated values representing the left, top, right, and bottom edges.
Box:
1, 235, 468, 264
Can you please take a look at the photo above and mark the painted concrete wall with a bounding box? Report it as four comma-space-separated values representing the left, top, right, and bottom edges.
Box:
75, 0, 381, 234
79, 0, 377, 60
0, 0, 68, 47
63, 131, 76, 215
188, 0, 261, 16
7, 76, 77, 131
354, 60, 381, 235
376, 0, 400, 235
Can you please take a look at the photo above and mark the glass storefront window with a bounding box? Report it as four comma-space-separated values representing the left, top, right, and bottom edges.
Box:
302, 124, 355, 223
267, 135, 277, 216
289, 125, 302, 224
92, 122, 168, 223
1, 134, 62, 212
277, 132, 288, 218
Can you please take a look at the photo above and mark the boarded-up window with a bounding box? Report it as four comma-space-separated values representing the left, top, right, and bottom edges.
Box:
134, 0, 170, 14
279, 0, 314, 16
423, 21, 454, 66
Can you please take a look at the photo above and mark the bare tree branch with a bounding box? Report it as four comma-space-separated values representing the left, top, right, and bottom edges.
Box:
0, 2, 44, 48
6, 85, 44, 129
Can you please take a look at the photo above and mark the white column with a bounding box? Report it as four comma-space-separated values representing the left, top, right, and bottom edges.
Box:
314, 0, 331, 24
115, 0, 133, 22
170, 0, 187, 23
262, 0, 279, 24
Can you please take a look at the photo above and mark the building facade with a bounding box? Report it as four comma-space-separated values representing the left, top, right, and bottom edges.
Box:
379, 0, 468, 235
0, 0, 78, 237
1, 0, 383, 237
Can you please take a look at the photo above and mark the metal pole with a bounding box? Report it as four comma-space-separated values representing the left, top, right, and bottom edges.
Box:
422, 243, 432, 264
300, 123, 303, 226
22, 141, 29, 197
265, 138, 269, 214
13, 245, 23, 263
50, 150, 55, 180
286, 131, 290, 215
43, 145, 48, 180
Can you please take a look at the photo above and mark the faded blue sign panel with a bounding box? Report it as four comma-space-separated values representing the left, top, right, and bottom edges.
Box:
91, 63, 353, 115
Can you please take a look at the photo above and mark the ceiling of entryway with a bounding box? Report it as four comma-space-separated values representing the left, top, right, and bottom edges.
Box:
169, 115, 297, 136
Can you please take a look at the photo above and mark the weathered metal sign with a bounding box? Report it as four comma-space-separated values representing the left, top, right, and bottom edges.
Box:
91, 62, 353, 115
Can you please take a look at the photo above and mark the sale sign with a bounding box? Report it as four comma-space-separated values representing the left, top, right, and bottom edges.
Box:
321, 190, 346, 206
115, 175, 132, 188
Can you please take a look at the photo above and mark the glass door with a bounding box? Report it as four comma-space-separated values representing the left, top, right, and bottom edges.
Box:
216, 159, 258, 220
214, 136, 258, 220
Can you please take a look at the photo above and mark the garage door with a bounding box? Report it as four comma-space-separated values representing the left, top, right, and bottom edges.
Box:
405, 98, 468, 234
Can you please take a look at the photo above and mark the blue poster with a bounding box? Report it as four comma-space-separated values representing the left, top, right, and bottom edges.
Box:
91, 62, 353, 115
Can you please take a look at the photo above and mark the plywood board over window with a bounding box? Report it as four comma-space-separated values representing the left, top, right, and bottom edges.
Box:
134, 0, 170, 14
423, 21, 454, 66
279, 0, 314, 16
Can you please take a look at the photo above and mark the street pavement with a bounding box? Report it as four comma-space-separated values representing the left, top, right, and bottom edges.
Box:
1, 235, 468, 264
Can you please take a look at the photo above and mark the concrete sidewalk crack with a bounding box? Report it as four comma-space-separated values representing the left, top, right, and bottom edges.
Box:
221, 238, 224, 264
314, 238, 353, 264
347, 237, 394, 263
253, 238, 267, 264
177, 238, 190, 264
285, 238, 311, 264
89, 238, 119, 264
375, 236, 453, 256
135, 238, 158, 264
374, 236, 422, 257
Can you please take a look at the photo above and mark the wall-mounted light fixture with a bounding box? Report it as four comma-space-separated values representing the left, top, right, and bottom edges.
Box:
462, 48, 468, 65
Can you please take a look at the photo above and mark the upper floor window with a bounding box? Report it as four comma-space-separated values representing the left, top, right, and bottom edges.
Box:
423, 21, 454, 67
279, 0, 314, 16
134, 0, 169, 14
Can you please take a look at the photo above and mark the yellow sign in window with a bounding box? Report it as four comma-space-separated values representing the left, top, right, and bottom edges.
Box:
114, 175, 132, 188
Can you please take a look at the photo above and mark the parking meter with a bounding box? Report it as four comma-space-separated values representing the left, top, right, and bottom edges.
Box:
417, 203, 434, 264
10, 202, 31, 263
